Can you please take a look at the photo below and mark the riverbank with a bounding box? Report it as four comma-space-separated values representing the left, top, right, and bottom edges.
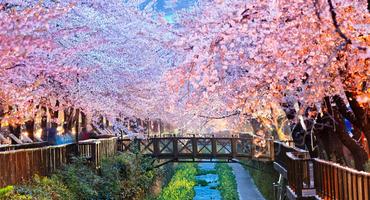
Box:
241, 160, 278, 200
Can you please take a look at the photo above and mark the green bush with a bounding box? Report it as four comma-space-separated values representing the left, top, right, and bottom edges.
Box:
16, 175, 75, 200
158, 163, 197, 200
0, 186, 30, 200
4, 152, 160, 200
54, 158, 102, 200
215, 163, 239, 200
110, 153, 158, 200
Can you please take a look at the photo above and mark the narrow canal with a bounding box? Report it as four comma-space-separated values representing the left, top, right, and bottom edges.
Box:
194, 163, 222, 200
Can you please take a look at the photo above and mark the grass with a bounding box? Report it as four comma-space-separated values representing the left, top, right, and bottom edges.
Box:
215, 163, 239, 200
157, 163, 197, 200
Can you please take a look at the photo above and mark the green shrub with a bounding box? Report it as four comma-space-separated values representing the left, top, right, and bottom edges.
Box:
16, 175, 75, 200
2, 152, 161, 200
54, 158, 102, 200
158, 163, 197, 200
216, 163, 239, 200
112, 153, 158, 200
0, 186, 31, 200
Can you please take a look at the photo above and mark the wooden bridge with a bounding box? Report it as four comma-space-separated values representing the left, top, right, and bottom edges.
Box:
117, 135, 274, 161
1, 136, 369, 199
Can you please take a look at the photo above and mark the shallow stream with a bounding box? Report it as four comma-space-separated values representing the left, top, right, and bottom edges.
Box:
193, 163, 222, 200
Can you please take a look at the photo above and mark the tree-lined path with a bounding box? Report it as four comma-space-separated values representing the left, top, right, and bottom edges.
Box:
0, 0, 369, 199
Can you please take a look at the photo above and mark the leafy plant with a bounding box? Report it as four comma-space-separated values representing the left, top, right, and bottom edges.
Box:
0, 186, 31, 200
54, 157, 102, 200
216, 163, 239, 200
16, 175, 75, 200
158, 163, 197, 200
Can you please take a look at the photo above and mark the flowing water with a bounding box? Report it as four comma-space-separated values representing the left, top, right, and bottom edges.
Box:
193, 163, 222, 200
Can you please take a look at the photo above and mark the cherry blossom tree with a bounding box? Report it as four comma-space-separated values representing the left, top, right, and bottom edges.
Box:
164, 0, 369, 169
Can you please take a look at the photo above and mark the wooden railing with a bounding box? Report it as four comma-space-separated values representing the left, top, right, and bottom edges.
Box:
0, 142, 48, 152
273, 141, 303, 178
286, 152, 316, 199
117, 135, 275, 161
313, 159, 369, 200
0, 137, 117, 188
285, 151, 370, 200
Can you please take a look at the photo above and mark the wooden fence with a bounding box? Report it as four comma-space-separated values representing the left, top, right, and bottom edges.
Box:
286, 151, 370, 200
0, 137, 117, 188
313, 159, 369, 200
0, 142, 48, 152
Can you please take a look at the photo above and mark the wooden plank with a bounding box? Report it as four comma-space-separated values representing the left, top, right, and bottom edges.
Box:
334, 166, 338, 199
348, 172, 353, 200
0, 154, 5, 187
343, 170, 348, 200
352, 173, 356, 200
357, 174, 363, 200
364, 176, 369, 200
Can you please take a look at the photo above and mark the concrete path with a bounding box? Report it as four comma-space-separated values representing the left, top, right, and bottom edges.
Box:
229, 163, 265, 200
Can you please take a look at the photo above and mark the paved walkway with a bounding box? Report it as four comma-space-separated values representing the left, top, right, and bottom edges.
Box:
229, 163, 265, 200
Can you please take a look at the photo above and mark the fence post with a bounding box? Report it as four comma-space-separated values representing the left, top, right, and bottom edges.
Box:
269, 138, 275, 161
192, 134, 197, 160
153, 136, 160, 157
173, 136, 178, 160
231, 135, 237, 158
90, 141, 100, 169
211, 135, 217, 159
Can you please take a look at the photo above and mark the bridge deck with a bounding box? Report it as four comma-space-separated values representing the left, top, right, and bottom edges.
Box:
117, 136, 274, 161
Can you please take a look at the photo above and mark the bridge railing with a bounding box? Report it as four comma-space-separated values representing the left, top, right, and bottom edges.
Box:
117, 135, 275, 161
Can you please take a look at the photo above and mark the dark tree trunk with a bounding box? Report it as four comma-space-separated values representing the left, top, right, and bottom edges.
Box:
345, 92, 370, 150
41, 106, 48, 140
314, 112, 347, 165
81, 112, 87, 132
0, 105, 4, 130
49, 100, 59, 128
63, 107, 75, 133
326, 97, 368, 170
25, 120, 35, 140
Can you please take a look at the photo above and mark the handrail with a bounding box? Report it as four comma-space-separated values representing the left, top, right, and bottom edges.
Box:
0, 137, 117, 187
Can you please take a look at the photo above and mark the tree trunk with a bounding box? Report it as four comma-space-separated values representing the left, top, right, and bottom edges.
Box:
326, 97, 368, 170
41, 106, 48, 140
49, 100, 59, 128
345, 92, 370, 151
25, 120, 35, 140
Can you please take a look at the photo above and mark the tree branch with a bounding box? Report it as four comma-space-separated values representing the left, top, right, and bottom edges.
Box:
327, 0, 352, 44
197, 110, 240, 119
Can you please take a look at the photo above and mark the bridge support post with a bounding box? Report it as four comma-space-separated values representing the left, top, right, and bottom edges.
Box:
192, 135, 197, 161
231, 135, 237, 158
153, 136, 160, 157
211, 135, 217, 160
173, 137, 178, 161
